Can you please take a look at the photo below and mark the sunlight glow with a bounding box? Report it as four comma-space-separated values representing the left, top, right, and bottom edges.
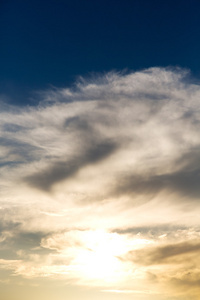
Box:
72, 230, 151, 283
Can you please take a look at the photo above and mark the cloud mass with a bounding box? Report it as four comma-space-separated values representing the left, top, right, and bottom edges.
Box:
0, 67, 200, 300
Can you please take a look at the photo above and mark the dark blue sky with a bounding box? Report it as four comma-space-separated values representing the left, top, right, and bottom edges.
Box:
1, 0, 200, 104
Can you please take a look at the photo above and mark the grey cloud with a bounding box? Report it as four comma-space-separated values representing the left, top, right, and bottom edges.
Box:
0, 137, 42, 166
113, 168, 200, 201
112, 174, 164, 201
64, 116, 91, 131
13, 231, 48, 249
127, 240, 200, 266
132, 92, 170, 101
63, 115, 97, 140
2, 123, 26, 133
111, 147, 200, 202
0, 216, 54, 259
25, 140, 118, 191
112, 224, 188, 236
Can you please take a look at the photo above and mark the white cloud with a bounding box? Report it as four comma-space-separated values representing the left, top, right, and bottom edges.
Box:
1, 67, 200, 298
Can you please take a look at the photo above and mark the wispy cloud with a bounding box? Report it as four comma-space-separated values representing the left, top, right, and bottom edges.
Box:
1, 67, 200, 299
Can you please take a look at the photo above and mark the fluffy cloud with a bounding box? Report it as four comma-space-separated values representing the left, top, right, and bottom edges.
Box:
1, 67, 200, 299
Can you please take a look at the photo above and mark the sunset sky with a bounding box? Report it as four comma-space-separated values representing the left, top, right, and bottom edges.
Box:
1, 1, 200, 300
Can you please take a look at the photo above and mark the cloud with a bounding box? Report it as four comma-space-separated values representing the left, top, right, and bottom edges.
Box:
1, 67, 200, 197
26, 140, 118, 191
112, 158, 200, 201
126, 240, 200, 265
1, 67, 200, 298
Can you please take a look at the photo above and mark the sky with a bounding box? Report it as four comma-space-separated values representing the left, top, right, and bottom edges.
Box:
1, 1, 200, 300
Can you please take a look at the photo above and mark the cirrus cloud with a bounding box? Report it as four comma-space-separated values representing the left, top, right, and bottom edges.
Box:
1, 67, 200, 299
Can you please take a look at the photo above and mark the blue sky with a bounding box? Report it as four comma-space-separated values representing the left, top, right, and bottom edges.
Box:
1, 0, 200, 104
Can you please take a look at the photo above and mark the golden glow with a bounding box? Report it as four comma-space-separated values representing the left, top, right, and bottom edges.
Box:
70, 230, 151, 283
73, 231, 125, 282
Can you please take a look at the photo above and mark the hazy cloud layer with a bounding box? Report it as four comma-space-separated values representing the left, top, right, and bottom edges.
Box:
1, 67, 200, 299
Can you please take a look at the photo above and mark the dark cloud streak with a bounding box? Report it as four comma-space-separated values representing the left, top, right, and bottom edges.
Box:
25, 140, 118, 191
126, 240, 200, 266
